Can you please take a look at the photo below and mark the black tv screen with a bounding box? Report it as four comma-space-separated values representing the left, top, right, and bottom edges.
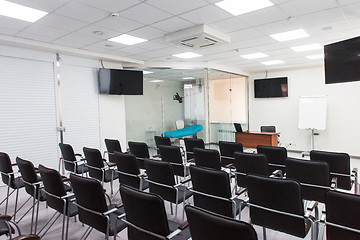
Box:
99, 69, 143, 95
324, 36, 360, 84
254, 77, 288, 98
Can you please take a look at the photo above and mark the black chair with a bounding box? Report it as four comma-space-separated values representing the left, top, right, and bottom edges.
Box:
193, 148, 221, 171
113, 152, 148, 191
185, 205, 258, 240
234, 152, 268, 190
184, 138, 204, 161
260, 126, 276, 133
83, 147, 119, 195
104, 139, 122, 163
219, 141, 243, 167
58, 143, 88, 175
128, 141, 150, 169
189, 166, 243, 219
120, 185, 190, 240
159, 145, 189, 178
324, 191, 360, 240
310, 150, 357, 192
0, 152, 25, 219
16, 157, 46, 234
257, 145, 287, 175
246, 174, 315, 240
0, 215, 40, 240
154, 136, 171, 152
70, 174, 127, 240
144, 159, 192, 221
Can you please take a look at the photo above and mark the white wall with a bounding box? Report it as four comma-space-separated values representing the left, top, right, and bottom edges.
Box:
249, 65, 360, 156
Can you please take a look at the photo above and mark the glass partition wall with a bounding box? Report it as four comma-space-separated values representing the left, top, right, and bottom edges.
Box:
124, 68, 248, 148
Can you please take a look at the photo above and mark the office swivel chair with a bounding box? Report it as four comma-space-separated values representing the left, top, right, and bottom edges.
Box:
185, 205, 258, 240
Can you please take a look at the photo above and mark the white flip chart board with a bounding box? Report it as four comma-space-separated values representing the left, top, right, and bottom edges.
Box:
298, 96, 327, 130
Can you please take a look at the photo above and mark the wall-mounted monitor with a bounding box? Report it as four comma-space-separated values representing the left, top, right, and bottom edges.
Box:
99, 69, 143, 95
254, 77, 288, 98
324, 36, 360, 84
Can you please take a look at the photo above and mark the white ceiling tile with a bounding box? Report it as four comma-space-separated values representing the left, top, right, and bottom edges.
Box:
95, 16, 143, 33
54, 1, 108, 23
120, 4, 173, 25
35, 14, 87, 32
0, 27, 19, 35
6, 0, 71, 12
231, 28, 264, 42
237, 6, 288, 27
294, 8, 346, 28
151, 17, 195, 33
75, 0, 142, 12
18, 24, 69, 41
252, 42, 286, 51
209, 17, 249, 33
55, 32, 102, 47
114, 46, 148, 55
337, 0, 360, 6
179, 5, 233, 24
127, 26, 166, 40
341, 2, 360, 18
76, 25, 120, 40
255, 19, 302, 35
136, 41, 167, 51
146, 0, 209, 15
0, 16, 31, 33
52, 39, 91, 48
16, 32, 58, 42
279, 0, 337, 16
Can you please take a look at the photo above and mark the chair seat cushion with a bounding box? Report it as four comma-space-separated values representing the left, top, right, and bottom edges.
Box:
104, 170, 119, 182
176, 186, 193, 203
168, 220, 190, 240
10, 177, 25, 189
107, 205, 127, 236
76, 164, 88, 174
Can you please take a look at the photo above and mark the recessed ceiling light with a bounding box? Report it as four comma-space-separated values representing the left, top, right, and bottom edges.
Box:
143, 71, 153, 75
0, 0, 48, 22
105, 44, 114, 47
241, 52, 268, 59
149, 80, 164, 83
270, 29, 309, 42
182, 77, 196, 80
261, 60, 284, 65
215, 0, 274, 16
93, 31, 104, 35
173, 52, 202, 59
306, 54, 324, 60
291, 43, 322, 52
108, 34, 147, 45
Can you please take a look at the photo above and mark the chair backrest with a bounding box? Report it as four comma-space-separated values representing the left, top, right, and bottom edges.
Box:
219, 141, 243, 166
286, 157, 330, 203
326, 191, 360, 240
154, 136, 171, 148
176, 120, 184, 130
246, 174, 307, 238
16, 157, 39, 197
310, 150, 351, 190
120, 185, 170, 240
0, 152, 15, 187
159, 145, 185, 177
185, 205, 258, 240
70, 173, 109, 234
58, 143, 77, 172
128, 141, 149, 169
104, 139, 122, 162
190, 166, 233, 218
234, 152, 268, 188
257, 145, 287, 174
83, 147, 104, 181
144, 159, 177, 203
193, 148, 221, 170
113, 152, 141, 189
38, 165, 67, 213
184, 138, 205, 160
260, 126, 276, 132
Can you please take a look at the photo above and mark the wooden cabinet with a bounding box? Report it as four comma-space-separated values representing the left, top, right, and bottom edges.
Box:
235, 132, 278, 148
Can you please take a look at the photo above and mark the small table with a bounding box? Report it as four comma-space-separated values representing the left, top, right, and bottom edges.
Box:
235, 131, 278, 148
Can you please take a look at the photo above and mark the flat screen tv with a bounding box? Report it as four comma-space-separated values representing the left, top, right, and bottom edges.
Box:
254, 77, 288, 98
99, 69, 143, 95
324, 36, 360, 84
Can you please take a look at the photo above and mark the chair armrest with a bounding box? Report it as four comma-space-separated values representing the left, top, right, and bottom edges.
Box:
167, 229, 182, 239
225, 163, 235, 169
270, 170, 283, 178
178, 221, 188, 230
61, 192, 75, 200
235, 188, 247, 196
0, 215, 12, 221
331, 177, 338, 189
11, 163, 18, 166
152, 154, 161, 158
74, 153, 83, 157
61, 176, 70, 182
181, 176, 192, 184
105, 161, 117, 168
187, 158, 195, 163
103, 207, 120, 215
306, 201, 318, 212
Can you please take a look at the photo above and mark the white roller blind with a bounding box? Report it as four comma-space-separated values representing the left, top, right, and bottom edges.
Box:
61, 64, 101, 154
0, 55, 59, 168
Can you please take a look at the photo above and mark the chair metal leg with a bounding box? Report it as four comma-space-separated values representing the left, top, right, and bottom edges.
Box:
262, 227, 267, 240
170, 202, 173, 215
13, 188, 19, 221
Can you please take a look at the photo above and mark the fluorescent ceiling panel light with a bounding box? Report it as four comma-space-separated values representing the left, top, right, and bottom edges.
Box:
215, 0, 274, 16
241, 52, 268, 59
291, 43, 322, 52
108, 34, 147, 45
306, 54, 324, 60
270, 29, 309, 42
173, 52, 202, 59
182, 77, 195, 80
143, 71, 153, 74
0, 0, 48, 22
261, 60, 284, 65
149, 80, 164, 83
184, 84, 193, 89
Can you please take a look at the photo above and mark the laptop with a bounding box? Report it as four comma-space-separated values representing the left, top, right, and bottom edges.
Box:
234, 123, 243, 133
